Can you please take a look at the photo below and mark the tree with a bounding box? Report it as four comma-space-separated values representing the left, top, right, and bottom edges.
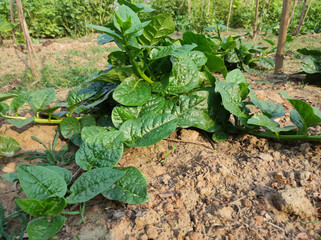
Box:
253, 0, 260, 38
226, 0, 233, 31
296, 0, 313, 36
274, 0, 292, 74
295, 0, 307, 35
289, 0, 299, 25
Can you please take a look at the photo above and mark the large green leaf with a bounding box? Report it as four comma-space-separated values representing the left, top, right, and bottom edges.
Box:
150, 44, 197, 60
66, 88, 96, 109
28, 88, 55, 111
187, 51, 207, 67
0, 135, 20, 157
248, 114, 295, 134
10, 93, 30, 113
215, 81, 247, 118
113, 77, 151, 106
87, 24, 121, 40
205, 53, 227, 77
17, 165, 67, 201
183, 31, 219, 53
250, 89, 285, 118
138, 13, 175, 46
27, 216, 66, 240
300, 58, 321, 74
90, 67, 134, 84
114, 5, 141, 33
7, 117, 35, 128
0, 18, 15, 32
65, 167, 125, 204
166, 53, 199, 94
140, 95, 165, 115
112, 106, 142, 129
76, 129, 124, 170
225, 69, 247, 84
45, 166, 72, 185
120, 113, 177, 147
16, 199, 45, 217
103, 167, 149, 204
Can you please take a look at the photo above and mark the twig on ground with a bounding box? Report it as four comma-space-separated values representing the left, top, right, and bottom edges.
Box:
266, 221, 287, 233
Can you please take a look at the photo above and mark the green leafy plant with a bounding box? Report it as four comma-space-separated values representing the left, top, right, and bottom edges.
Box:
297, 48, 321, 83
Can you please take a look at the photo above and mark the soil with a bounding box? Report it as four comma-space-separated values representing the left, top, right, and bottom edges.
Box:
1, 34, 321, 240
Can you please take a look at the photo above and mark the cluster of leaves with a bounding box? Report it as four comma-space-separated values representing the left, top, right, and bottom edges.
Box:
297, 48, 321, 83
205, 20, 275, 72
2, 1, 321, 239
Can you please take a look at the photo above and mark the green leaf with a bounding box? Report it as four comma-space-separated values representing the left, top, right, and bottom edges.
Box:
45, 166, 72, 185
28, 88, 56, 111
226, 69, 247, 84
16, 199, 45, 217
81, 126, 105, 142
300, 58, 321, 74
17, 165, 67, 201
97, 34, 114, 45
65, 167, 125, 204
66, 87, 96, 109
112, 106, 142, 129
103, 167, 149, 204
7, 117, 35, 128
279, 91, 321, 134
0, 93, 17, 102
1, 172, 19, 182
90, 67, 134, 84
140, 95, 165, 116
10, 93, 30, 113
108, 51, 129, 66
248, 114, 295, 133
166, 53, 199, 94
187, 51, 207, 67
138, 13, 175, 46
76, 130, 124, 170
183, 31, 219, 53
27, 216, 66, 240
0, 135, 20, 157
250, 89, 285, 118
120, 113, 177, 147
86, 24, 121, 40
114, 5, 141, 33
150, 44, 197, 60
113, 77, 151, 106
205, 54, 227, 77
0, 18, 15, 32
0, 102, 9, 114
212, 124, 229, 142
215, 81, 247, 118
259, 58, 275, 70
42, 196, 66, 216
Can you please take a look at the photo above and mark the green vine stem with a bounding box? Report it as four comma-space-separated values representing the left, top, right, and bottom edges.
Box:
0, 114, 81, 124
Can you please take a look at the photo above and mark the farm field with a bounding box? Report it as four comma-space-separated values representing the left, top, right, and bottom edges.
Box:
1, 32, 321, 239
1, 0, 321, 239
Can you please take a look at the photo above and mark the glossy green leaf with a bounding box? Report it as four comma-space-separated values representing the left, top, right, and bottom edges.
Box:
112, 106, 142, 129
97, 34, 114, 45
16, 199, 45, 217
138, 13, 175, 46
27, 216, 66, 240
113, 77, 151, 106
87, 24, 121, 40
259, 58, 275, 70
140, 95, 165, 116
250, 89, 285, 118
120, 113, 177, 147
150, 44, 197, 60
183, 31, 219, 53
248, 114, 295, 133
66, 167, 125, 204
17, 165, 67, 201
81, 126, 105, 142
66, 87, 96, 109
0, 93, 17, 102
108, 51, 129, 66
7, 117, 35, 128
226, 69, 247, 84
28, 88, 55, 111
103, 167, 149, 204
1, 172, 19, 182
0, 135, 20, 157
187, 51, 207, 67
215, 81, 247, 118
212, 124, 229, 142
90, 67, 134, 84
166, 53, 199, 94
42, 196, 66, 216
300, 58, 321, 74
76, 130, 124, 170
0, 102, 9, 114
45, 166, 72, 185
10, 93, 30, 113
205, 53, 227, 77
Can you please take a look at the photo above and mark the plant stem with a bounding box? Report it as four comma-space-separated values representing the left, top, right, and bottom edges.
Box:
237, 127, 321, 141
0, 114, 81, 124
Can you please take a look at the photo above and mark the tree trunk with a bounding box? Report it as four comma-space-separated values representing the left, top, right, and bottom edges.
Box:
274, 0, 292, 74
178, 0, 185, 10
253, 0, 260, 38
15, 0, 37, 75
226, 0, 233, 31
299, 0, 313, 33
289, 0, 299, 25
295, 0, 307, 36
9, 0, 16, 43
259, 0, 266, 20
188, 0, 191, 17
266, 0, 272, 12
207, 0, 211, 15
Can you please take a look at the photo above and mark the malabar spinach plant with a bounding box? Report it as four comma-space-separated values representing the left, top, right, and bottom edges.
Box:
297, 48, 321, 83
2, 1, 321, 239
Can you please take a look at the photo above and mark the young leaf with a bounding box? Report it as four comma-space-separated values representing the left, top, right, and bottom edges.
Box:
17, 165, 67, 201
27, 216, 66, 240
65, 167, 125, 204
16, 199, 45, 217
248, 114, 295, 134
7, 117, 35, 128
205, 54, 227, 77
138, 13, 175, 46
215, 81, 248, 118
1, 172, 19, 182
120, 113, 177, 147
166, 53, 199, 94
42, 196, 66, 216
0, 135, 20, 157
0, 102, 9, 114
45, 166, 72, 185
10, 93, 30, 113
86, 24, 121, 41
113, 77, 151, 106
76, 130, 124, 170
0, 93, 17, 102
114, 5, 140, 32
183, 31, 219, 53
28, 88, 56, 111
102, 167, 149, 204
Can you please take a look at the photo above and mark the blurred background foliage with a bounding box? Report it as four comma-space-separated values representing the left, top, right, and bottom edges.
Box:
0, 0, 320, 41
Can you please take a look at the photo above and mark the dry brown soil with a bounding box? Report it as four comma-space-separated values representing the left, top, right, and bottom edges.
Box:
1, 34, 321, 240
